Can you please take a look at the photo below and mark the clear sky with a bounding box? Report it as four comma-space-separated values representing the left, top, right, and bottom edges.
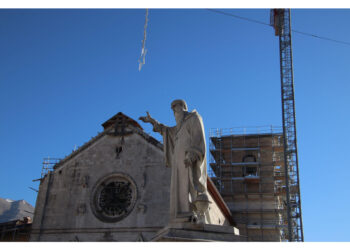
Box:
0, 8, 349, 242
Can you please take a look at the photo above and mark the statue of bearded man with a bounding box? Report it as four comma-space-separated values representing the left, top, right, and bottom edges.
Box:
139, 100, 209, 224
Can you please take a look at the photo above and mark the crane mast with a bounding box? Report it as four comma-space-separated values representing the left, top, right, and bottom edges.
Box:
271, 9, 304, 242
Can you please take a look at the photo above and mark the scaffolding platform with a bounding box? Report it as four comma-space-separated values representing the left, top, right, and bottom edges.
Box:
208, 126, 291, 242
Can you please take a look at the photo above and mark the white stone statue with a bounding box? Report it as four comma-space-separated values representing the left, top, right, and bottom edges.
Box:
139, 100, 210, 224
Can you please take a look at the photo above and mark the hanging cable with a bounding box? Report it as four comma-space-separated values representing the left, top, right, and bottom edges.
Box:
206, 9, 350, 47
206, 9, 271, 27
138, 9, 149, 71
291, 29, 350, 46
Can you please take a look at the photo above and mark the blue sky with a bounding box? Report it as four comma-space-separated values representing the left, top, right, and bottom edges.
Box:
0, 9, 349, 241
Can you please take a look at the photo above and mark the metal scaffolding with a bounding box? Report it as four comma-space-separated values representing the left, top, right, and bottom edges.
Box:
209, 126, 290, 241
41, 157, 60, 179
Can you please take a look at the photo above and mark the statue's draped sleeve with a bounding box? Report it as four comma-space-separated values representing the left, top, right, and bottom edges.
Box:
152, 121, 175, 168
184, 112, 207, 193
185, 112, 206, 163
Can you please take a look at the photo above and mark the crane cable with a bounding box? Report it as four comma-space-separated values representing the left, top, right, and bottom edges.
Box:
206, 9, 350, 46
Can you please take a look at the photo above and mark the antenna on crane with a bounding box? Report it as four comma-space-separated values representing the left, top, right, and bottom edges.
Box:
271, 9, 304, 242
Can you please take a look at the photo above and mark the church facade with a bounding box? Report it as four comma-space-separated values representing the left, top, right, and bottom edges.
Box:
30, 113, 240, 242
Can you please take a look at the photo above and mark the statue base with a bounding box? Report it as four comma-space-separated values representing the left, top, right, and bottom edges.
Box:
150, 222, 244, 242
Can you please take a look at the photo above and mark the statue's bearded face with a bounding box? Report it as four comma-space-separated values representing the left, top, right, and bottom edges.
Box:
172, 104, 185, 125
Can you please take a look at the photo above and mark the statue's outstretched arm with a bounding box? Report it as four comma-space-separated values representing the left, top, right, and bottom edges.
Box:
139, 111, 166, 134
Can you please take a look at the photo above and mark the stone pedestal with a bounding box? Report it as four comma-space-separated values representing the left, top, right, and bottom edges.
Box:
151, 222, 245, 242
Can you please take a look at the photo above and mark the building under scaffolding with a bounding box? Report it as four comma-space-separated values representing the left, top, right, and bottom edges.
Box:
0, 217, 32, 241
209, 126, 292, 241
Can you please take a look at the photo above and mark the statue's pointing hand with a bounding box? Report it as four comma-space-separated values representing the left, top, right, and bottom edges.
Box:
139, 111, 153, 124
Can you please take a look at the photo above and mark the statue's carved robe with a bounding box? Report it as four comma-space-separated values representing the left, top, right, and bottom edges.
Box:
153, 110, 207, 220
